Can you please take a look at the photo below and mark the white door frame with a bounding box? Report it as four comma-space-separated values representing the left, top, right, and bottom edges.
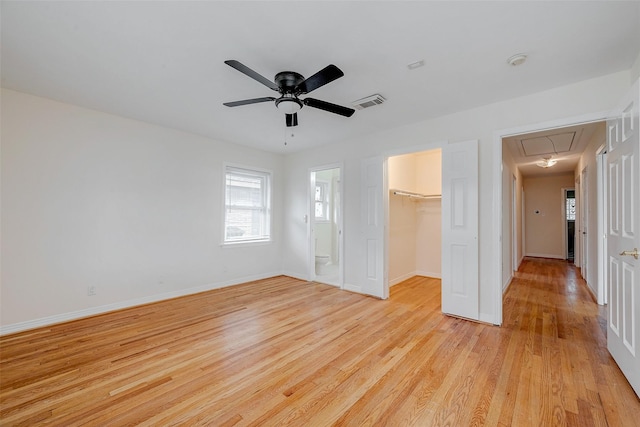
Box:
512, 174, 518, 272
493, 111, 609, 325
596, 145, 608, 305
382, 141, 445, 292
561, 187, 575, 261
308, 163, 344, 288
575, 175, 581, 268
581, 166, 589, 279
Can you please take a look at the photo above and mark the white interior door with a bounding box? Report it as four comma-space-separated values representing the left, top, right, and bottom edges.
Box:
359, 156, 386, 298
441, 140, 479, 320
607, 79, 640, 397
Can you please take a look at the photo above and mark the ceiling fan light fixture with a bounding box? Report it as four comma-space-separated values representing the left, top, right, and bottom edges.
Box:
275, 96, 302, 114
536, 157, 557, 168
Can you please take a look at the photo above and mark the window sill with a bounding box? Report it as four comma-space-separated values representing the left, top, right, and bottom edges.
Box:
221, 239, 272, 248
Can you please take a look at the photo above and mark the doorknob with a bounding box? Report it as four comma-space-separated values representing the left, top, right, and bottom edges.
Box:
620, 248, 639, 260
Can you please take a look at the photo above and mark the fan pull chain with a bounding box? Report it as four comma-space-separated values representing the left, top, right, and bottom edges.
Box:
284, 130, 294, 146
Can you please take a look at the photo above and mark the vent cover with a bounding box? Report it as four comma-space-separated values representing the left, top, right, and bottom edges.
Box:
351, 94, 386, 110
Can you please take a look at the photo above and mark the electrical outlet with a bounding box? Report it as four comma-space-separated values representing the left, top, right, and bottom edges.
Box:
88, 286, 96, 296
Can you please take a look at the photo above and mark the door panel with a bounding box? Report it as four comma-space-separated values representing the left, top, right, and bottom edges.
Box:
607, 78, 640, 397
359, 156, 386, 298
442, 140, 479, 320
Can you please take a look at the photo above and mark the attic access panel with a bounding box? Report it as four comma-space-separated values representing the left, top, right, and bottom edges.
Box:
519, 131, 576, 157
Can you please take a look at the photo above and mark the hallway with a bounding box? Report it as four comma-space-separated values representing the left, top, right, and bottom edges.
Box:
500, 257, 639, 425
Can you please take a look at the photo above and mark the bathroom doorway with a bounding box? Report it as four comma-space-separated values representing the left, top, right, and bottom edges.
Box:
309, 165, 343, 287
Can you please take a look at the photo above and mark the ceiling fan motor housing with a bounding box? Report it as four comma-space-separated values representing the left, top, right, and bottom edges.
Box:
275, 71, 304, 94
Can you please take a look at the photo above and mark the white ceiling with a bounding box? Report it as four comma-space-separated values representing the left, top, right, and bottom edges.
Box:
502, 121, 604, 177
2, 1, 639, 154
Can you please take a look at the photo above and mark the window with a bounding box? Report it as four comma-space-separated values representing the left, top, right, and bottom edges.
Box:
224, 165, 271, 243
566, 190, 576, 220
314, 181, 329, 221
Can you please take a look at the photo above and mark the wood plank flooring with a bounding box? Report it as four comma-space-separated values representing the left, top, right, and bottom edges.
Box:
1, 257, 639, 426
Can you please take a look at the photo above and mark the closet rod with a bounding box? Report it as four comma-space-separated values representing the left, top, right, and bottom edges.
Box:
391, 190, 441, 199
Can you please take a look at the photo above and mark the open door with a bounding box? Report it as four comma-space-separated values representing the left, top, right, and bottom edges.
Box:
607, 78, 640, 397
441, 140, 479, 320
358, 156, 386, 298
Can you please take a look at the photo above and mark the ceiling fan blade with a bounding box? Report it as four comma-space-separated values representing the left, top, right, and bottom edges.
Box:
295, 64, 344, 94
285, 113, 298, 127
303, 98, 355, 117
223, 97, 276, 107
224, 60, 279, 91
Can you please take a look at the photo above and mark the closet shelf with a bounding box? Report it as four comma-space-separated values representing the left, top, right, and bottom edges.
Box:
391, 189, 441, 200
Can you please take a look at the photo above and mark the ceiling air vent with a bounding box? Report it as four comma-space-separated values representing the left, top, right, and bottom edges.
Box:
351, 94, 386, 110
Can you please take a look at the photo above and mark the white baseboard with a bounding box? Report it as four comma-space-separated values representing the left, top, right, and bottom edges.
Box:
280, 270, 310, 282
390, 271, 441, 287
0, 271, 281, 336
525, 252, 565, 260
585, 282, 598, 303
415, 270, 441, 279
389, 272, 415, 287
503, 275, 514, 294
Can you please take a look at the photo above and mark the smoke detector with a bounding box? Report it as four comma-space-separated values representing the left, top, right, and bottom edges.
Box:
507, 53, 528, 66
352, 94, 386, 110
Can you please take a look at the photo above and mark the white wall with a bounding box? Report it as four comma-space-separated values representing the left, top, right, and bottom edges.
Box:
631, 50, 640, 83
282, 70, 631, 324
523, 174, 576, 259
388, 154, 416, 192
2, 70, 633, 331
415, 199, 441, 278
501, 147, 524, 291
388, 193, 417, 284
1, 89, 284, 332
415, 150, 442, 196
575, 122, 606, 297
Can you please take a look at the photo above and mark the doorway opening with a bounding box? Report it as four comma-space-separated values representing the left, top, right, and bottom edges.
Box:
565, 189, 576, 261
387, 149, 442, 296
496, 114, 608, 325
309, 166, 342, 286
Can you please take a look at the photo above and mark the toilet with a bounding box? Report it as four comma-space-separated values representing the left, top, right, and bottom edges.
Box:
315, 254, 330, 275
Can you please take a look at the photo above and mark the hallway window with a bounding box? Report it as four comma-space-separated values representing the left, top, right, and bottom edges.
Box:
566, 190, 576, 220
224, 165, 271, 243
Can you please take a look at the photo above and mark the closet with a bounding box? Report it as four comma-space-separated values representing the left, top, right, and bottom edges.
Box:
388, 149, 442, 286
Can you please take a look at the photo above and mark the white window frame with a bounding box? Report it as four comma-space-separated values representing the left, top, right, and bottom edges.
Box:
314, 180, 330, 223
223, 164, 272, 245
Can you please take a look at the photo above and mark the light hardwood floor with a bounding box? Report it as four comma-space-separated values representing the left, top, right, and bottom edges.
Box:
1, 258, 639, 426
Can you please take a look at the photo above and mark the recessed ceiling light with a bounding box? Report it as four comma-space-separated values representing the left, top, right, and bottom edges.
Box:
407, 60, 425, 70
507, 53, 528, 66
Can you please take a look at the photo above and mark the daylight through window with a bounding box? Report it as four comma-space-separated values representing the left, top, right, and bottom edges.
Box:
315, 181, 329, 221
224, 166, 271, 243
566, 195, 576, 221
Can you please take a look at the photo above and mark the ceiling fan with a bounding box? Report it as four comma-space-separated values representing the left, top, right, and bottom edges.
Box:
223, 60, 355, 127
